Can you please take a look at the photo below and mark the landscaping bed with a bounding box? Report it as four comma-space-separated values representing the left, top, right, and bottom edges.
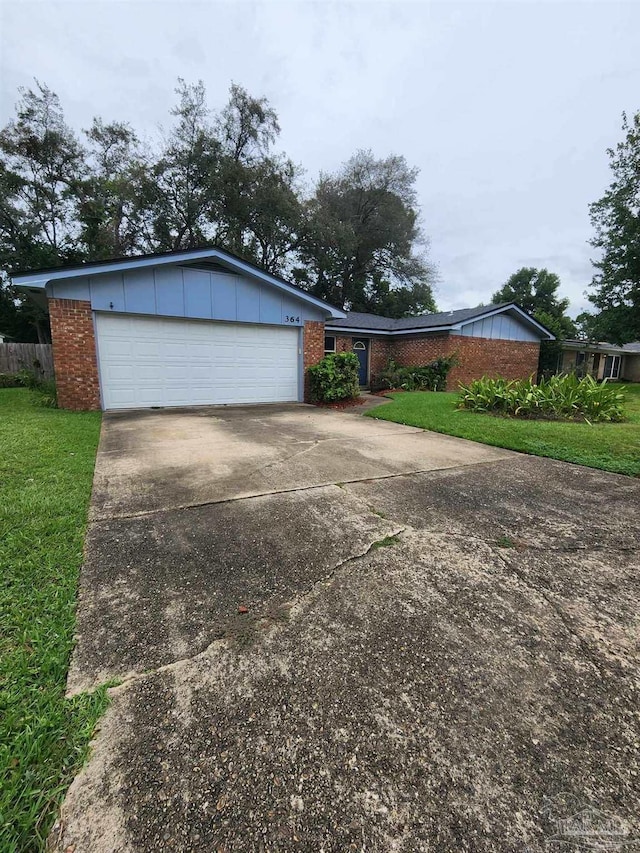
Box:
314, 397, 366, 410
0, 389, 104, 852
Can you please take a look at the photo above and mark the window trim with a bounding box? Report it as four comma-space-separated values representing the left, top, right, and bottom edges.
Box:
324, 335, 336, 355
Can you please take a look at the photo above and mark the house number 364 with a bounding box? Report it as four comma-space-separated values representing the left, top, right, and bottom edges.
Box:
285, 315, 300, 323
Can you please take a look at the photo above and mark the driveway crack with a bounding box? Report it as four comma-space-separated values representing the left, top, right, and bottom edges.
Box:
99, 524, 408, 697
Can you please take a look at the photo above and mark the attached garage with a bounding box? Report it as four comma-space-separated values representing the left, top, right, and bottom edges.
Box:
13, 247, 345, 411
95, 314, 300, 409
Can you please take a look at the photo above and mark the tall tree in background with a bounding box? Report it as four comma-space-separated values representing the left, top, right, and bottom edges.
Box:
213, 83, 301, 272
74, 118, 150, 258
0, 82, 84, 268
0, 83, 85, 340
586, 111, 640, 344
0, 81, 436, 338
294, 150, 435, 313
492, 267, 577, 374
151, 79, 221, 250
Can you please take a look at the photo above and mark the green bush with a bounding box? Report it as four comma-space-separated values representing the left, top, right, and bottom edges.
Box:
31, 378, 58, 408
458, 374, 626, 423
308, 352, 360, 402
0, 369, 42, 388
0, 373, 21, 388
371, 355, 459, 393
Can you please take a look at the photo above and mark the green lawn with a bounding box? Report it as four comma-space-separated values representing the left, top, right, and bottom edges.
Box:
0, 389, 106, 852
367, 383, 640, 477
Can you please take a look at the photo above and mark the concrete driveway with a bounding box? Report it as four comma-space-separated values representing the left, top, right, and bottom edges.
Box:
54, 404, 640, 852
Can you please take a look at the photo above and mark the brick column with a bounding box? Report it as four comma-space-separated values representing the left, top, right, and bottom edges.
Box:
49, 298, 101, 411
303, 320, 325, 402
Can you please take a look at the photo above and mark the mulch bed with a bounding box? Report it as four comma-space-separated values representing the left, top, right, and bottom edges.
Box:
314, 397, 367, 410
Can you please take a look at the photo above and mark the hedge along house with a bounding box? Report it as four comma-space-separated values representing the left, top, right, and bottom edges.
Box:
13, 247, 345, 411
325, 305, 555, 388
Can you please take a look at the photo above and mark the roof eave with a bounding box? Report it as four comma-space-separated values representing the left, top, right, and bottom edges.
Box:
324, 324, 456, 336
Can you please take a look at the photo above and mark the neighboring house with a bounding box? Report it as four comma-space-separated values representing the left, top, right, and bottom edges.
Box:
326, 305, 554, 388
558, 339, 640, 382
13, 247, 553, 411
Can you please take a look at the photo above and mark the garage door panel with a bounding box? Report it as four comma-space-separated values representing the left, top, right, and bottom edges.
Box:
96, 314, 300, 410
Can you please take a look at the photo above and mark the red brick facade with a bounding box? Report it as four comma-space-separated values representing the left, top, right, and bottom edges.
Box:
303, 320, 326, 401
49, 298, 101, 411
387, 333, 540, 388
330, 330, 540, 389
445, 336, 540, 387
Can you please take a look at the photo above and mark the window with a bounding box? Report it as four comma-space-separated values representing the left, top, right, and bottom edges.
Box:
603, 355, 621, 379
324, 335, 336, 354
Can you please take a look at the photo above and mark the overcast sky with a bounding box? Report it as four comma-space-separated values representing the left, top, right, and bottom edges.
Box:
1, 0, 639, 315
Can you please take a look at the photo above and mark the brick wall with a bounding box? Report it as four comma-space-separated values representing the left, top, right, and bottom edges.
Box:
389, 334, 452, 370
446, 336, 540, 386
389, 333, 540, 388
49, 298, 101, 411
303, 320, 325, 401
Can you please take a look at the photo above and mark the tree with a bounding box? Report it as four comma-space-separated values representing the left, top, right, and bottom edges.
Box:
74, 118, 151, 258
0, 82, 85, 266
151, 79, 221, 250
587, 111, 640, 344
492, 267, 577, 376
349, 272, 436, 318
294, 150, 435, 313
0, 83, 86, 341
212, 84, 300, 271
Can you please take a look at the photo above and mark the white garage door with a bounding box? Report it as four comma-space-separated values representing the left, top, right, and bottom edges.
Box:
95, 313, 300, 409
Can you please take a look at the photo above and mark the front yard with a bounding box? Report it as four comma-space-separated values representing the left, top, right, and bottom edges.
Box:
367, 383, 640, 477
0, 389, 105, 852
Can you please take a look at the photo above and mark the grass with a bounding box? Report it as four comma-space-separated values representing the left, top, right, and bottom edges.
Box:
367, 383, 640, 477
0, 388, 105, 852
371, 534, 401, 549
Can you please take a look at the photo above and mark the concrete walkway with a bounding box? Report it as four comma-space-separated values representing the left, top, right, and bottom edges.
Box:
53, 404, 640, 852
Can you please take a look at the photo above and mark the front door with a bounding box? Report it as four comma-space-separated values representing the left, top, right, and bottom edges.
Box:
352, 338, 370, 386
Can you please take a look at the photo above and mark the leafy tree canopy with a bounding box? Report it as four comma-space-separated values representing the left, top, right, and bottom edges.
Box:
491, 267, 577, 339
587, 111, 640, 344
492, 266, 577, 377
0, 82, 435, 340
293, 150, 436, 313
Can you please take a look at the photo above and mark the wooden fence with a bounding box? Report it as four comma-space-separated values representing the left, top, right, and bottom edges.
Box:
0, 343, 54, 379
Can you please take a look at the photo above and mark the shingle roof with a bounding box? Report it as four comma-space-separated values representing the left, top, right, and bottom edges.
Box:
328, 303, 512, 332
562, 339, 640, 354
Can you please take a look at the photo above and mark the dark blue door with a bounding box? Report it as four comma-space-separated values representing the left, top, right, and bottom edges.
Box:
352, 339, 369, 386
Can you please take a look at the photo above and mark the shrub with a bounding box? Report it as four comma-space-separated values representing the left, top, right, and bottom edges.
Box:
370, 359, 405, 392
0, 369, 43, 388
458, 374, 626, 423
308, 352, 360, 402
31, 378, 58, 408
0, 373, 21, 388
371, 355, 459, 393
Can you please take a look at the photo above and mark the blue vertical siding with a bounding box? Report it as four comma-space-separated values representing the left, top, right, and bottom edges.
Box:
124, 268, 156, 314
155, 266, 184, 316
236, 279, 261, 323
460, 313, 539, 342
184, 268, 213, 318
47, 263, 325, 325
